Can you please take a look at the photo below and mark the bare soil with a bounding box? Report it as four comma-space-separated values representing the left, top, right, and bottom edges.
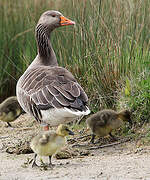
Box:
0, 114, 150, 180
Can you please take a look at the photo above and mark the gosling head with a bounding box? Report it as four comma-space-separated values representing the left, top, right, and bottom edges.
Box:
119, 110, 132, 126
37, 10, 75, 32
56, 124, 74, 137
0, 103, 12, 121
0, 97, 22, 119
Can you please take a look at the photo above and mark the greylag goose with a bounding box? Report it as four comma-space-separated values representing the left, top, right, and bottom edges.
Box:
86, 109, 132, 143
0, 96, 24, 126
30, 124, 74, 167
16, 10, 90, 129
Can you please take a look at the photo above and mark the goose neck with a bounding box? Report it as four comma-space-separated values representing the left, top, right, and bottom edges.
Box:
35, 24, 58, 66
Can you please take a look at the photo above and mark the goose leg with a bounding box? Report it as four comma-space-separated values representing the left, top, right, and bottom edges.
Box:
32, 154, 38, 167
90, 134, 96, 144
41, 122, 49, 131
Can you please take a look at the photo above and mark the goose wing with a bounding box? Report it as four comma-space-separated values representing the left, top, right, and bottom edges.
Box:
18, 66, 88, 122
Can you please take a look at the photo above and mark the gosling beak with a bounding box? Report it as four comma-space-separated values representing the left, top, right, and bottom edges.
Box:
60, 16, 75, 26
68, 130, 74, 135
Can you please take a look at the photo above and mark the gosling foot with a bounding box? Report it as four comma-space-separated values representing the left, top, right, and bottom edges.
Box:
48, 163, 55, 168
94, 138, 102, 144
31, 160, 39, 168
31, 154, 39, 168
109, 133, 117, 141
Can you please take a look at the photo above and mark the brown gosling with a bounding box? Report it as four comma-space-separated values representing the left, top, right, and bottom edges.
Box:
0, 96, 24, 127
30, 124, 74, 167
86, 109, 132, 143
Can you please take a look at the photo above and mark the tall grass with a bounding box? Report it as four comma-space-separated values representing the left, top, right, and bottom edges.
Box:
0, 0, 150, 114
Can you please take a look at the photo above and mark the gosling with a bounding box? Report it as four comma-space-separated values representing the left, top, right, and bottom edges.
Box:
30, 124, 74, 167
0, 96, 24, 126
86, 109, 132, 143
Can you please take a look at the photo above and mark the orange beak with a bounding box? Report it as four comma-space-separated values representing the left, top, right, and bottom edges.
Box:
60, 16, 75, 26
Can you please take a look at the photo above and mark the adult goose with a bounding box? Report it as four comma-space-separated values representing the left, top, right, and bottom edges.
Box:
16, 10, 90, 129
0, 96, 24, 126
86, 109, 132, 143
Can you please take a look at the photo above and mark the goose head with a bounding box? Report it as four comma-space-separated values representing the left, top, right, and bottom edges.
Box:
56, 124, 74, 137
37, 10, 75, 32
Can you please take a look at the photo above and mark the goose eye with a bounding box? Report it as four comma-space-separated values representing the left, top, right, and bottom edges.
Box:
51, 14, 56, 17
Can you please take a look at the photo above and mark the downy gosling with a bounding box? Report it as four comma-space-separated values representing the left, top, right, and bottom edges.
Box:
30, 124, 74, 167
86, 109, 132, 143
0, 96, 24, 126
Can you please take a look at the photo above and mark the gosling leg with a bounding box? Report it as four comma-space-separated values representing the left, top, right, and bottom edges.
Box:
7, 122, 12, 127
32, 154, 38, 167
48, 156, 54, 167
109, 132, 117, 141
90, 134, 96, 144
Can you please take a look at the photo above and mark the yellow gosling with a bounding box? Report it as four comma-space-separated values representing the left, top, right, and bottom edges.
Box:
30, 124, 74, 167
86, 109, 132, 143
0, 96, 24, 126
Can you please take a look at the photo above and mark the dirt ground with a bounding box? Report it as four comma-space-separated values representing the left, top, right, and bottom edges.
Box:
0, 114, 150, 180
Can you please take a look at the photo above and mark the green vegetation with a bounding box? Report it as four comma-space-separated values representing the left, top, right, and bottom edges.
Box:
0, 0, 150, 124
118, 70, 150, 125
